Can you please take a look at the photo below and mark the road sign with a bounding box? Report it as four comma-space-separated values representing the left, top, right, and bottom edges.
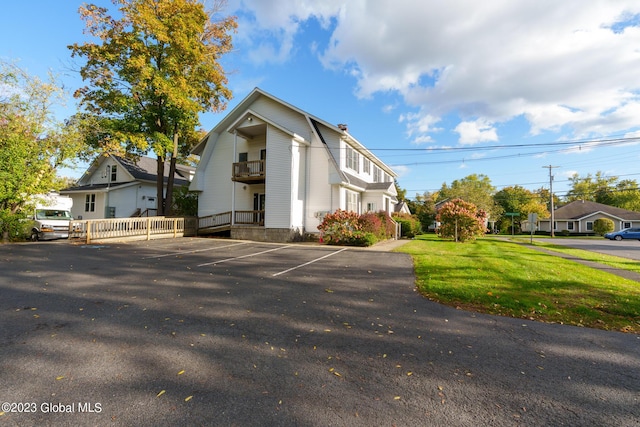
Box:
505, 212, 519, 216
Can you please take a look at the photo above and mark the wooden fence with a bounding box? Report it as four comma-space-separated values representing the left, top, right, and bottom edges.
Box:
70, 216, 197, 244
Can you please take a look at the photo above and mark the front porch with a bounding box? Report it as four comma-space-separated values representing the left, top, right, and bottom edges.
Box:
198, 210, 265, 232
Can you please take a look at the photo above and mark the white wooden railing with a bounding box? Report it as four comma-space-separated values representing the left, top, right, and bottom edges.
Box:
70, 216, 197, 244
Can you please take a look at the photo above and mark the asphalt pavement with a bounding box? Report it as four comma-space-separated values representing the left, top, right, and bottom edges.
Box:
1, 238, 638, 426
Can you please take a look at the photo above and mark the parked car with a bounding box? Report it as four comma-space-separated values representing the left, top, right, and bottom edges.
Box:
604, 228, 640, 241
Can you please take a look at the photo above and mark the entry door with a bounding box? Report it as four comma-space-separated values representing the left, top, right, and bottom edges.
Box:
254, 193, 265, 225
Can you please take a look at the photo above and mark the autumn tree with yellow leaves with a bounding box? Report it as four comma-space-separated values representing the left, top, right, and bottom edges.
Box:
69, 0, 237, 215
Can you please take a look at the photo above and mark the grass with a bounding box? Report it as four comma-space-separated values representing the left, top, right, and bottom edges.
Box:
397, 234, 640, 333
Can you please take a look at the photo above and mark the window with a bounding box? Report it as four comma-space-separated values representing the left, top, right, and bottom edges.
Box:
567, 222, 574, 230
367, 202, 376, 212
373, 166, 382, 183
346, 146, 359, 172
363, 158, 371, 175
110, 165, 117, 182
586, 221, 594, 231
85, 194, 96, 212
238, 152, 248, 162
347, 190, 358, 213
623, 222, 631, 229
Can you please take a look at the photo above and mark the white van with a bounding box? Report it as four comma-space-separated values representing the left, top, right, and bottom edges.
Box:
30, 193, 74, 241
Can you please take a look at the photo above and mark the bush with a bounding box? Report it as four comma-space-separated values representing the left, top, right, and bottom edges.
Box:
393, 213, 422, 237
593, 218, 614, 236
317, 210, 396, 246
0, 209, 30, 242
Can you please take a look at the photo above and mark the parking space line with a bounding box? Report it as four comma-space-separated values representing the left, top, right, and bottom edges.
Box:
197, 245, 292, 267
143, 242, 248, 259
272, 247, 348, 277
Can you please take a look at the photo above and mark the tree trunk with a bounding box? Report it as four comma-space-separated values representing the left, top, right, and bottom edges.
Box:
156, 155, 165, 216
164, 132, 179, 216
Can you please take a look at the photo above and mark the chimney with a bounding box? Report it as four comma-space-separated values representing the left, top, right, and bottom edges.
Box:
337, 123, 348, 132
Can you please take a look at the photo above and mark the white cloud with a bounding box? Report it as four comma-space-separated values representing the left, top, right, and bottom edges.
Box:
390, 164, 410, 177
232, 1, 640, 143
454, 120, 498, 144
398, 112, 442, 144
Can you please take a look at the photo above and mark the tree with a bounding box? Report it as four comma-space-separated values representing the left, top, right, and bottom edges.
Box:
566, 172, 617, 202
593, 218, 614, 236
394, 179, 407, 202
407, 191, 437, 232
69, 0, 237, 215
436, 198, 487, 242
494, 186, 549, 233
0, 61, 89, 241
438, 174, 501, 221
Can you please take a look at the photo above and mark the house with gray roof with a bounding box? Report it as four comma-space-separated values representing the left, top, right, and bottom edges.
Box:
538, 200, 640, 234
61, 154, 193, 220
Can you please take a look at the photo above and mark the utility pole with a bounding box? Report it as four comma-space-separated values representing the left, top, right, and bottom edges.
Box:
543, 165, 559, 237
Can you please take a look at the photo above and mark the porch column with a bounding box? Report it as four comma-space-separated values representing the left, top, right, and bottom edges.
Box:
232, 131, 237, 225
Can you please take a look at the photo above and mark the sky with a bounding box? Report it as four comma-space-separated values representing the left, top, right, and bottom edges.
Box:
2, 0, 640, 200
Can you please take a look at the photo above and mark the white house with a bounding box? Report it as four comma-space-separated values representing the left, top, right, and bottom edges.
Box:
61, 154, 193, 220
190, 88, 399, 242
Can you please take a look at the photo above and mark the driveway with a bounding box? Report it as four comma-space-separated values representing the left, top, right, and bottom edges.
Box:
0, 238, 638, 426
533, 237, 640, 261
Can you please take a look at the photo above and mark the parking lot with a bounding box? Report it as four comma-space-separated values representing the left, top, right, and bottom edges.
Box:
1, 237, 639, 426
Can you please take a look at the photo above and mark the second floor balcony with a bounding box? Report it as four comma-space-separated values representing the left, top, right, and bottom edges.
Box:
232, 160, 265, 184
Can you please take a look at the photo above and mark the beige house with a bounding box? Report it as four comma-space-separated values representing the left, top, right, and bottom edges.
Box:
538, 200, 640, 234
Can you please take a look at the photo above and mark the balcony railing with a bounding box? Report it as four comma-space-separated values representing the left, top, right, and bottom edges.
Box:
232, 160, 265, 183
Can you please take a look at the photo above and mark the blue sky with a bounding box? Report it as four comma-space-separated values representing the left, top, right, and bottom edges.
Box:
2, 0, 640, 199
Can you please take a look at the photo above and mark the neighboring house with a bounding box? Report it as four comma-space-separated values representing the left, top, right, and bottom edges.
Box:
190, 88, 398, 242
538, 200, 640, 234
394, 201, 411, 215
61, 154, 194, 220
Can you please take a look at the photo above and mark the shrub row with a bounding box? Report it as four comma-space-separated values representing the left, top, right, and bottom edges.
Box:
317, 209, 396, 246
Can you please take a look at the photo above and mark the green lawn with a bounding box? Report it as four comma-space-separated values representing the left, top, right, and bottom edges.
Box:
397, 234, 640, 333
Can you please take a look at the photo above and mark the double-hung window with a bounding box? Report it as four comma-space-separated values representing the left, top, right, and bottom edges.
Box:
346, 146, 359, 172
85, 194, 96, 212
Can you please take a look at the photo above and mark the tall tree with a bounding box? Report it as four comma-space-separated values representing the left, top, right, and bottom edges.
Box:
494, 186, 548, 233
565, 172, 617, 202
607, 179, 640, 211
437, 174, 502, 221
0, 61, 89, 240
69, 0, 236, 215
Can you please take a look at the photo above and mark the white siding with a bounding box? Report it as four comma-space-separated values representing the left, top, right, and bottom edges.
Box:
290, 142, 305, 228
251, 97, 312, 141
265, 126, 292, 228
302, 135, 332, 231
197, 132, 234, 216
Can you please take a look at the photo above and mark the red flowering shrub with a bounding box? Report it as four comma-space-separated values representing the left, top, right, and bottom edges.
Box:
318, 209, 395, 246
436, 198, 487, 242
